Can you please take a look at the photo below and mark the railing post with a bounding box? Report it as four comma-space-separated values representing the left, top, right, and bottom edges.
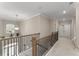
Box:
32, 37, 37, 56
0, 40, 2, 56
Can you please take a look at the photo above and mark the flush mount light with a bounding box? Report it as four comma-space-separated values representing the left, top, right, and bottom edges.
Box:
63, 10, 66, 14
15, 27, 19, 30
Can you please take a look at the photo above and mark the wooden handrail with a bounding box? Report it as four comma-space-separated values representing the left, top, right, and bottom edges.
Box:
37, 35, 51, 42
0, 33, 40, 41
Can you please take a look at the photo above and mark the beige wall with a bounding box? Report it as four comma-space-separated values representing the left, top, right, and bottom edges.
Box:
39, 15, 50, 38
19, 15, 40, 35
19, 14, 51, 38
19, 14, 60, 38
50, 19, 59, 33
75, 7, 79, 48
0, 20, 4, 35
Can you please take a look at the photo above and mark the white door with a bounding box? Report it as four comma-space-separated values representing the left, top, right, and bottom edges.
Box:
59, 24, 70, 38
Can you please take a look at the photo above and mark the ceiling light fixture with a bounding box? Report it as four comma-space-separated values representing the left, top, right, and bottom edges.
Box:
15, 27, 19, 30
14, 14, 19, 31
63, 10, 66, 14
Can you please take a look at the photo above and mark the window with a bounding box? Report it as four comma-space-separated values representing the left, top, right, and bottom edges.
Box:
6, 24, 15, 34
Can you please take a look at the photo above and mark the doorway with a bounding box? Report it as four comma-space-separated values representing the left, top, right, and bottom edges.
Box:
59, 23, 70, 39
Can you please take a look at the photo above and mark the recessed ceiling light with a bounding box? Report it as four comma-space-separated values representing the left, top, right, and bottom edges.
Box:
63, 10, 66, 14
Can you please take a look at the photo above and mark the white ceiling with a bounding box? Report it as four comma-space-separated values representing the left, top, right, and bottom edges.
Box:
0, 2, 76, 21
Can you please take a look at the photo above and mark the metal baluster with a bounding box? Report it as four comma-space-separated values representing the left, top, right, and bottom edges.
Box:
7, 39, 9, 56
5, 40, 7, 56
23, 38, 26, 51
16, 38, 18, 56
13, 38, 15, 56
11, 39, 12, 56
14, 38, 16, 56
3, 40, 6, 56
23, 37, 24, 51
17, 37, 19, 55
20, 37, 22, 53
18, 38, 19, 54
18, 37, 21, 55
40, 47, 43, 56
18, 37, 21, 53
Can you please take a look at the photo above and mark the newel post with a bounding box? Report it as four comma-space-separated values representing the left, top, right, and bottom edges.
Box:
32, 37, 37, 56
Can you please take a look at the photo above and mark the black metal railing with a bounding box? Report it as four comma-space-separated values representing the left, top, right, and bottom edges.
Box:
0, 33, 40, 56
0, 32, 58, 56
37, 32, 58, 56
